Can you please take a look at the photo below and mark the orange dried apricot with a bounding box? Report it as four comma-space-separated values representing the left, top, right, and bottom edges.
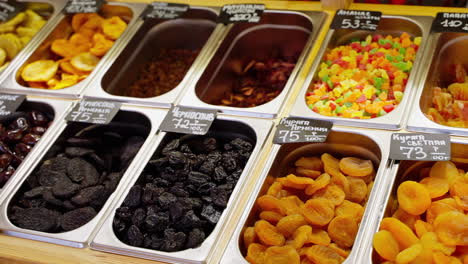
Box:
301, 198, 335, 226
392, 208, 420, 231
263, 245, 300, 264
397, 181, 431, 216
307, 229, 331, 246
257, 195, 286, 215
322, 153, 342, 178
420, 232, 456, 256
255, 220, 285, 246
330, 172, 350, 196
433, 211, 468, 246
280, 195, 304, 216
305, 245, 344, 264
51, 39, 87, 58
346, 177, 367, 204
449, 177, 468, 207
246, 243, 267, 264
395, 243, 423, 264
267, 182, 283, 198
433, 252, 463, 264
329, 243, 350, 258
295, 156, 323, 171
305, 173, 331, 195
327, 215, 358, 248
260, 211, 283, 225
366, 181, 374, 201
276, 214, 307, 237
313, 184, 346, 206
426, 199, 462, 224
373, 230, 400, 261
284, 174, 315, 189
244, 227, 257, 248
296, 167, 322, 179
414, 220, 433, 238
380, 217, 419, 249
288, 225, 312, 249
420, 176, 450, 199
430, 161, 459, 184
335, 200, 364, 222
454, 196, 468, 211
339, 157, 374, 177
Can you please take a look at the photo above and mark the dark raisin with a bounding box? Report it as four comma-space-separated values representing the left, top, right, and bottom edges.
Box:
200, 204, 221, 225
185, 228, 205, 249
131, 208, 146, 227
122, 186, 142, 208
127, 225, 144, 247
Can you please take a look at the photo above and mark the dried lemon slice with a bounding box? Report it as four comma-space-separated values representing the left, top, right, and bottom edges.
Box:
0, 34, 19, 59
70, 52, 99, 72
0, 61, 9, 72
102, 16, 127, 40
50, 73, 79, 90
21, 60, 58, 82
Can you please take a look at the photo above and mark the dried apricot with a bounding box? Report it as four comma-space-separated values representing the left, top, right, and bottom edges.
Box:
395, 243, 423, 264
420, 232, 456, 256
330, 172, 350, 195
373, 230, 400, 261
335, 200, 364, 222
449, 177, 468, 208
90, 33, 114, 57
288, 225, 312, 249
327, 215, 358, 248
426, 199, 462, 224
313, 184, 345, 206
346, 177, 367, 204
307, 229, 331, 246
301, 198, 335, 226
244, 227, 257, 248
366, 181, 374, 201
296, 167, 322, 179
255, 220, 285, 246
280, 196, 304, 216
276, 214, 307, 237
284, 174, 315, 189
430, 161, 459, 184
71, 13, 100, 32
21, 60, 58, 82
322, 153, 342, 178
246, 243, 266, 264
267, 182, 283, 198
414, 220, 433, 238
339, 157, 374, 177
263, 245, 300, 264
420, 176, 450, 199
102, 16, 127, 40
392, 208, 420, 231
260, 211, 283, 225
454, 196, 468, 211
305, 173, 331, 195
397, 181, 431, 216
295, 156, 323, 171
329, 243, 350, 258
380, 217, 419, 249
433, 252, 462, 264
257, 195, 286, 215
305, 245, 344, 264
434, 211, 468, 246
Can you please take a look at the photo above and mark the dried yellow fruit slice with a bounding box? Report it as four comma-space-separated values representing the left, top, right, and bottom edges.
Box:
0, 34, 19, 59
70, 52, 99, 72
0, 48, 6, 66
102, 16, 127, 40
21, 60, 58, 82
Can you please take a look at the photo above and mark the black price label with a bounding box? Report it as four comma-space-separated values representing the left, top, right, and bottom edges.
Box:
65, 100, 121, 124
64, 0, 104, 14
218, 4, 264, 24
331, 9, 382, 31
141, 2, 188, 20
0, 0, 25, 22
432, 12, 468, 33
273, 118, 333, 144
0, 94, 25, 116
160, 106, 217, 135
390, 133, 451, 161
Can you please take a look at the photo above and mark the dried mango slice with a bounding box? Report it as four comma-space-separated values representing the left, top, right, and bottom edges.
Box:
313, 184, 345, 206
305, 245, 344, 264
395, 243, 423, 264
288, 225, 312, 249
244, 227, 257, 248
373, 230, 400, 261
301, 198, 335, 226
296, 167, 322, 179
276, 214, 307, 237
305, 173, 331, 195
327, 215, 358, 248
307, 229, 331, 246
21, 60, 58, 82
102, 16, 126, 40
380, 217, 419, 250
264, 245, 300, 264
335, 200, 364, 222
420, 176, 450, 199
90, 33, 114, 57
392, 208, 420, 231
295, 157, 323, 171
434, 211, 468, 246
397, 181, 431, 216
280, 196, 304, 216
260, 211, 283, 225
257, 195, 286, 215
255, 220, 285, 246
339, 157, 373, 177
346, 177, 367, 204
246, 243, 267, 264
70, 52, 99, 72
16, 27, 37, 38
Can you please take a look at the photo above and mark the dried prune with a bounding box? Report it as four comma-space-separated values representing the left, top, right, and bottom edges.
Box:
52, 180, 79, 198
61, 207, 97, 231
64, 147, 93, 157
38, 170, 68, 187
12, 207, 60, 232
71, 185, 104, 206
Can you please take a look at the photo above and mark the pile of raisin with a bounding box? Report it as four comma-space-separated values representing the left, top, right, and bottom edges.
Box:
0, 110, 51, 187
8, 122, 149, 233
113, 135, 254, 252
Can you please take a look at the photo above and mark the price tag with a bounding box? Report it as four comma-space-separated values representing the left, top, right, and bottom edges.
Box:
141, 2, 188, 20
0, 0, 25, 22
160, 106, 217, 135
64, 0, 104, 14
273, 118, 333, 144
431, 12, 468, 33
218, 4, 264, 24
331, 9, 382, 31
390, 133, 451, 161
0, 94, 25, 116
65, 100, 121, 124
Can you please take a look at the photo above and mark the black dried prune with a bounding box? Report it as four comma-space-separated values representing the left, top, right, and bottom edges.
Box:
153, 177, 170, 188
213, 166, 228, 182
120, 136, 145, 168
157, 192, 177, 210
201, 204, 221, 225
24, 186, 50, 198
131, 208, 146, 227
12, 207, 60, 232
145, 212, 169, 232
67, 158, 99, 186
63, 200, 76, 210
146, 205, 161, 216
38, 170, 69, 187
127, 225, 144, 247
64, 147, 94, 157
230, 138, 253, 152
162, 229, 186, 252
162, 139, 179, 155
123, 186, 142, 208
160, 166, 176, 182
203, 138, 217, 152
187, 171, 210, 187
71, 185, 105, 206
226, 169, 243, 185
61, 207, 97, 231
52, 179, 80, 199
186, 228, 205, 249
42, 156, 69, 174
207, 151, 222, 163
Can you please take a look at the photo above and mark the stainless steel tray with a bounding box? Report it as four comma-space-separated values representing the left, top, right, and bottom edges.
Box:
0, 2, 147, 99
289, 15, 433, 130
356, 136, 468, 263
90, 115, 273, 264
0, 96, 72, 205
178, 10, 327, 118
0, 104, 168, 248
407, 32, 468, 136
83, 6, 224, 109
219, 126, 392, 264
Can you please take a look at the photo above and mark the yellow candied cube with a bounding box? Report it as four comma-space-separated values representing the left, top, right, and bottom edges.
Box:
414, 37, 422, 46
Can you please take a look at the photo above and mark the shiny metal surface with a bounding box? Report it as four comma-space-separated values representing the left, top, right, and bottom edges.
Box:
289, 15, 433, 130
0, 2, 147, 99
91, 115, 273, 264
178, 10, 327, 118
219, 126, 392, 264
407, 32, 468, 136
83, 6, 224, 108
0, 104, 168, 248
